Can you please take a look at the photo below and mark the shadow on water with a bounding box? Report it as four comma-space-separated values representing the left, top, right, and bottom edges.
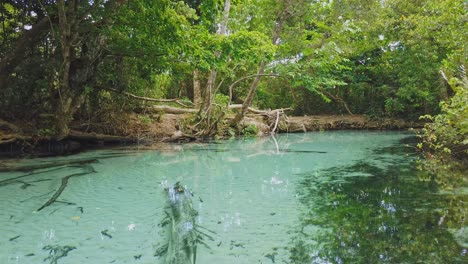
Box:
289, 137, 468, 264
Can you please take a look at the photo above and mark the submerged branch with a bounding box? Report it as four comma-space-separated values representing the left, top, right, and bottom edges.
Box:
0, 166, 66, 187
36, 166, 96, 212
0, 158, 99, 173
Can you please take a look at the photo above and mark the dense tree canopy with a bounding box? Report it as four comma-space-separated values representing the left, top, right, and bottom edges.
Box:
0, 0, 466, 140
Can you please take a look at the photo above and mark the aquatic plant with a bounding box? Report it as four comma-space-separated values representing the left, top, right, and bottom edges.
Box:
43, 245, 76, 264
156, 182, 214, 264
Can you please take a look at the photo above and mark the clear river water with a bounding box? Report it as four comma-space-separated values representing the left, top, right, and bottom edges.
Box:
0, 131, 467, 264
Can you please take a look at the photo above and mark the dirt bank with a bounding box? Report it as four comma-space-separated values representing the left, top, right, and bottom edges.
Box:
281, 115, 424, 133
0, 114, 424, 157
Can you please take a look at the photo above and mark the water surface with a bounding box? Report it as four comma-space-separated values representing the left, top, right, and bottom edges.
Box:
0, 131, 466, 263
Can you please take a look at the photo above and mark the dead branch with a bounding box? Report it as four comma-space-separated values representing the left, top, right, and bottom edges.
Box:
322, 90, 354, 115
228, 104, 292, 115
0, 120, 23, 133
36, 167, 96, 212
105, 88, 193, 108
0, 136, 17, 144
162, 132, 197, 143
0, 153, 132, 173
271, 111, 280, 134
146, 105, 198, 114
68, 130, 136, 143
0, 158, 98, 173
0, 166, 67, 186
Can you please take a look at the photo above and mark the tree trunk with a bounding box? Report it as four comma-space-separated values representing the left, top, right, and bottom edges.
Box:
192, 69, 202, 107
54, 0, 77, 139
219, 0, 230, 35
197, 0, 230, 117
233, 61, 266, 123
199, 70, 217, 113
232, 3, 293, 124
54, 0, 125, 139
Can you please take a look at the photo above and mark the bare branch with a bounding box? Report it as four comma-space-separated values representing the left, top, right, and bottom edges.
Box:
229, 104, 292, 115
322, 90, 354, 115
271, 111, 280, 134
228, 74, 281, 105
146, 105, 198, 114
105, 88, 193, 108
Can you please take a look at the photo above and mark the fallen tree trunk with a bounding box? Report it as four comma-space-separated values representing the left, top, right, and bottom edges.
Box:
141, 103, 290, 116
106, 88, 193, 108
68, 130, 136, 143
228, 104, 292, 115
0, 120, 22, 133
0, 158, 99, 173
145, 105, 198, 114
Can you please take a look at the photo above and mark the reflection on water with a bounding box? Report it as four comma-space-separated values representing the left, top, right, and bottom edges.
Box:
0, 131, 466, 263
291, 158, 467, 263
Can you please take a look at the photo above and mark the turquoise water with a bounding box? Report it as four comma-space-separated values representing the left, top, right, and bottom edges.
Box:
0, 131, 466, 263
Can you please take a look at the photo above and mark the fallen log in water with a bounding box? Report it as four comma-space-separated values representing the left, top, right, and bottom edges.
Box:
0, 158, 99, 173
0, 166, 67, 187
68, 130, 137, 143
0, 153, 134, 173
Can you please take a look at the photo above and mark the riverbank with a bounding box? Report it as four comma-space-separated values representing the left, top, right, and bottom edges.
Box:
0, 114, 424, 158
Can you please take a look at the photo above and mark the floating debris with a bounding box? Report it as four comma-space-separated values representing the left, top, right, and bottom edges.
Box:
9, 235, 20, 241
100, 229, 112, 239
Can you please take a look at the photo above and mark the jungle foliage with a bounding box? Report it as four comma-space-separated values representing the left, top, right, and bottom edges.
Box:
0, 0, 467, 140
417, 65, 468, 185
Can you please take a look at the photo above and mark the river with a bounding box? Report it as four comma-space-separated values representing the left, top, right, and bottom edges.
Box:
0, 131, 466, 263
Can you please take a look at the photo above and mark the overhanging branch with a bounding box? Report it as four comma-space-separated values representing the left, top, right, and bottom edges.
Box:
228, 74, 281, 105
